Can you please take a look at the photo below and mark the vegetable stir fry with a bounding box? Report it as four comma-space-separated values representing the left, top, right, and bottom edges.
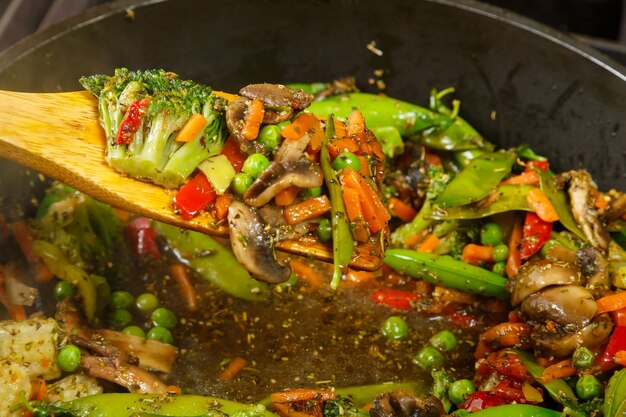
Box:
1, 71, 626, 417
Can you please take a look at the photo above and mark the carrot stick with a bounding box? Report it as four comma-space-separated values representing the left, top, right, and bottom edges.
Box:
500, 170, 540, 185
212, 91, 239, 103
175, 113, 208, 142
30, 378, 47, 401
219, 356, 248, 381
169, 263, 198, 312
417, 234, 440, 253
290, 259, 326, 288
339, 168, 390, 233
614, 350, 626, 366
346, 110, 365, 140
275, 186, 300, 206
596, 291, 626, 314
281, 113, 318, 141
462, 244, 493, 264
342, 187, 363, 222
271, 388, 336, 404
328, 137, 359, 158
345, 268, 379, 286
272, 403, 312, 417
506, 218, 523, 279
424, 152, 443, 167
283, 196, 331, 225
527, 188, 559, 222
10, 221, 53, 282
334, 119, 347, 138
388, 197, 417, 222
114, 208, 131, 222
241, 98, 265, 140
214, 194, 232, 221
309, 119, 324, 151
539, 359, 576, 384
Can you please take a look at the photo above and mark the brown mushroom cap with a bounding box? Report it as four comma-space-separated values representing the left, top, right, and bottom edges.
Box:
511, 259, 582, 305
520, 285, 597, 331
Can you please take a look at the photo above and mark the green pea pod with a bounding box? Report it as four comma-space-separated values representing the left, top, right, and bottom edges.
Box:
605, 368, 626, 417
370, 126, 404, 158
430, 185, 535, 220
537, 169, 587, 241
384, 249, 509, 299
467, 404, 561, 417
152, 222, 269, 301
59, 394, 276, 417
434, 151, 517, 208
32, 240, 97, 322
321, 115, 355, 290
307, 93, 492, 151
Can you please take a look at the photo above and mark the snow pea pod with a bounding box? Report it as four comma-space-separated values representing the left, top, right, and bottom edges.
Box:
434, 151, 517, 208
537, 169, 587, 241
307, 93, 492, 151
384, 249, 509, 299
430, 185, 535, 220
58, 394, 276, 417
467, 404, 561, 417
321, 115, 355, 290
153, 222, 269, 301
605, 369, 626, 417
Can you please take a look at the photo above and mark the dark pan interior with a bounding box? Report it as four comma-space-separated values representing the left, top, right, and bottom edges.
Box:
0, 0, 624, 219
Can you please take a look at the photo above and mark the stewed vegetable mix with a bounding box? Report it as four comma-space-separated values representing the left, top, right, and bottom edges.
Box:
1, 71, 626, 417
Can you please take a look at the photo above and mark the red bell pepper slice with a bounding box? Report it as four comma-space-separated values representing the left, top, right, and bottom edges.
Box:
115, 97, 150, 144
612, 308, 626, 327
221, 136, 246, 173
526, 160, 549, 172
598, 325, 626, 371
173, 172, 217, 220
519, 212, 552, 260
126, 217, 161, 259
371, 288, 420, 310
460, 391, 509, 412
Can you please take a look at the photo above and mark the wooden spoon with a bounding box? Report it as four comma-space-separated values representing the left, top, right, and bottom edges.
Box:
0, 90, 383, 271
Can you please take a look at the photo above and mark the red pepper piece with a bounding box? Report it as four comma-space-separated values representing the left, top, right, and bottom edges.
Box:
221, 136, 246, 173
460, 391, 509, 412
519, 212, 552, 260
115, 97, 150, 144
526, 160, 549, 172
493, 379, 528, 403
478, 351, 530, 382
126, 217, 161, 260
597, 325, 626, 371
446, 312, 480, 330
371, 288, 420, 310
173, 172, 217, 220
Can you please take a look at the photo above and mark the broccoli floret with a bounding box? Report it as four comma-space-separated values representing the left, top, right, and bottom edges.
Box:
80, 68, 228, 188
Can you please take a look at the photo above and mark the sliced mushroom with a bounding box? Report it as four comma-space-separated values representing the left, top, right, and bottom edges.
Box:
520, 285, 597, 331
531, 313, 613, 358
80, 356, 168, 394
240, 83, 313, 124
576, 246, 610, 293
312, 77, 358, 101
226, 96, 266, 154
370, 391, 445, 417
228, 201, 290, 284
510, 259, 582, 305
567, 170, 610, 252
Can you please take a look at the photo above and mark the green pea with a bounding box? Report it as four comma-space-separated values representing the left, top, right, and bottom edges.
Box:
448, 379, 476, 405
491, 244, 509, 262
302, 186, 323, 199
147, 326, 174, 344
317, 218, 332, 243
231, 172, 254, 196
492, 261, 507, 276
242, 153, 270, 179
480, 223, 503, 246
110, 308, 133, 327
414, 346, 444, 370
575, 375, 603, 400
332, 152, 361, 172
57, 344, 81, 372
572, 346, 594, 369
54, 281, 75, 301
429, 330, 457, 352
151, 307, 177, 329
122, 325, 146, 339
381, 316, 409, 340
111, 290, 134, 309
135, 293, 159, 313
258, 125, 282, 151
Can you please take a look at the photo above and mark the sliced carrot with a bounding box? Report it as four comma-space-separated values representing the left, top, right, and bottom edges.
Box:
506, 218, 523, 279
417, 234, 440, 253
165, 385, 182, 395
614, 350, 626, 366
527, 188, 559, 222
611, 308, 626, 327
219, 356, 248, 381
281, 113, 319, 141
272, 403, 312, 417
212, 91, 239, 103
346, 110, 366, 140
30, 379, 47, 401
290, 259, 326, 289
596, 291, 626, 314
594, 191, 609, 210
340, 170, 383, 233
175, 113, 208, 142
328, 137, 359, 158
271, 388, 336, 404
214, 194, 232, 221
424, 152, 443, 167
241, 98, 265, 140
283, 196, 331, 225
333, 119, 347, 138
500, 170, 540, 186
309, 118, 324, 151
169, 263, 198, 312
388, 197, 417, 222
114, 208, 131, 222
462, 244, 493, 264
539, 359, 575, 384
342, 187, 363, 222
345, 268, 379, 286
220, 136, 246, 173
10, 221, 53, 283
275, 186, 300, 206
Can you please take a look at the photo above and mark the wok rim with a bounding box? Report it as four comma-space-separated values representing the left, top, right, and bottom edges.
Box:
0, 0, 624, 82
